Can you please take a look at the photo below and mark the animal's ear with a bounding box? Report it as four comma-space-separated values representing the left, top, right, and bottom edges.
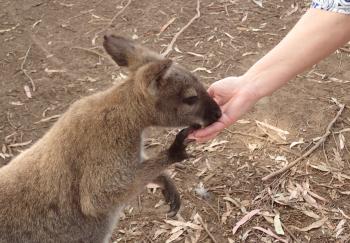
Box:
135, 59, 173, 96
103, 35, 163, 71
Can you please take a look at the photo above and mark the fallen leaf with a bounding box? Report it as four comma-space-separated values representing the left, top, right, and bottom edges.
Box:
232, 209, 260, 235
335, 219, 346, 238
8, 140, 32, 148
0, 23, 19, 34
174, 46, 182, 53
242, 51, 258, 57
165, 220, 202, 230
223, 196, 247, 213
241, 12, 248, 22
44, 68, 66, 74
34, 115, 61, 124
159, 17, 176, 34
273, 213, 285, 235
290, 138, 304, 148
252, 0, 263, 8
165, 229, 184, 243
191, 67, 212, 74
338, 173, 350, 180
248, 143, 260, 152
221, 202, 233, 224
275, 155, 288, 162
292, 217, 327, 232
236, 119, 250, 124
256, 120, 289, 141
185, 230, 201, 243
284, 3, 298, 17
339, 133, 345, 150
187, 52, 205, 58
301, 210, 320, 219
332, 148, 344, 167
9, 101, 24, 106
309, 163, 331, 172
153, 228, 168, 240
252, 227, 288, 243
24, 85, 32, 98
170, 226, 184, 234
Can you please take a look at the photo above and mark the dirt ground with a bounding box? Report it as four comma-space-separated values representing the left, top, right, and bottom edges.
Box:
1, 0, 350, 242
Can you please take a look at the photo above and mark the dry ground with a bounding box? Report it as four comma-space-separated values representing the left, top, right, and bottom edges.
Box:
1, 0, 350, 242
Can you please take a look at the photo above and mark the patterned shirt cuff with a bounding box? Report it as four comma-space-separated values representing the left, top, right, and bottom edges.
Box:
311, 0, 350, 14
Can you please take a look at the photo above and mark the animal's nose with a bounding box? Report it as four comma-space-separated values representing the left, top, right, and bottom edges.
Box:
213, 108, 222, 121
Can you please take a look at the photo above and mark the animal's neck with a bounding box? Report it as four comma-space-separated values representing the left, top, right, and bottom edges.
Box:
101, 81, 155, 146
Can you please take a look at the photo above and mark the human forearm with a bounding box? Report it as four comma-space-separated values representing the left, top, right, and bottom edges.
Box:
192, 8, 350, 141
243, 8, 350, 98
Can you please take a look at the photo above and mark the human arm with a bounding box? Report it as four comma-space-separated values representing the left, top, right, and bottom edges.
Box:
191, 8, 350, 141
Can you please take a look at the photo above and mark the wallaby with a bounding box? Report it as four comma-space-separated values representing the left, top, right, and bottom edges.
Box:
0, 35, 222, 243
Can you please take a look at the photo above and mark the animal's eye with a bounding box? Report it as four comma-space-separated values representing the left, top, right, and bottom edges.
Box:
183, 96, 198, 105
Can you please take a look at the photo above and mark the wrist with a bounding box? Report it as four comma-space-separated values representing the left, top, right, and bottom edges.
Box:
241, 62, 294, 99
239, 72, 269, 101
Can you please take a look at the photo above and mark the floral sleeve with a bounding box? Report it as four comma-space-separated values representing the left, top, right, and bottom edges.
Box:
311, 0, 350, 14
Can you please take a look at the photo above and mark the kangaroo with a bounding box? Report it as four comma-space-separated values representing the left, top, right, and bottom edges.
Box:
0, 35, 222, 243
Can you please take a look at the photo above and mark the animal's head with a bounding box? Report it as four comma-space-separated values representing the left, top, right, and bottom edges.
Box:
103, 35, 221, 128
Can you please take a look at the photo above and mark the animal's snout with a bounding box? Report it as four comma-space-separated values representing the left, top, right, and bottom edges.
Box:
202, 98, 222, 126
213, 108, 222, 121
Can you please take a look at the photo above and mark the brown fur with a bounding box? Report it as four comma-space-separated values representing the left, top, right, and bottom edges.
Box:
0, 35, 221, 243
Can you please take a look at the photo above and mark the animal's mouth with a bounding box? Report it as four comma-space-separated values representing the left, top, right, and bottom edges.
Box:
190, 123, 202, 130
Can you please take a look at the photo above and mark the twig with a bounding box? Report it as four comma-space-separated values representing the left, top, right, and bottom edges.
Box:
194, 195, 220, 222
281, 222, 299, 243
6, 112, 18, 129
137, 195, 142, 213
0, 23, 19, 34
71, 46, 107, 58
198, 217, 218, 243
262, 103, 345, 181
21, 45, 36, 91
161, 0, 201, 56
339, 47, 350, 53
225, 129, 268, 141
91, 0, 132, 45
225, 129, 300, 156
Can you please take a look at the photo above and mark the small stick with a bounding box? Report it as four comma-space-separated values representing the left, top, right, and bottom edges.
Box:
194, 195, 220, 221
21, 45, 36, 91
225, 129, 300, 156
137, 195, 142, 212
225, 129, 267, 141
262, 103, 345, 181
71, 46, 106, 58
339, 47, 350, 53
281, 222, 299, 243
198, 217, 218, 243
91, 0, 132, 45
162, 0, 201, 56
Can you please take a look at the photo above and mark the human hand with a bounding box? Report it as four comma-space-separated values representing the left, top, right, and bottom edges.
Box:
190, 76, 261, 142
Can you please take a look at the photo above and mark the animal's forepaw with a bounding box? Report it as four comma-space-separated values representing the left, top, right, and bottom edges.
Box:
168, 127, 194, 163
